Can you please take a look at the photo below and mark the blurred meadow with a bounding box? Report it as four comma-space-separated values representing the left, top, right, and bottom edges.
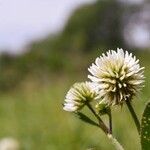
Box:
0, 0, 150, 149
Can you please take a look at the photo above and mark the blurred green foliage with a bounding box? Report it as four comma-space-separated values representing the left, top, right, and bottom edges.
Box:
0, 70, 149, 149
0, 0, 127, 91
0, 0, 149, 91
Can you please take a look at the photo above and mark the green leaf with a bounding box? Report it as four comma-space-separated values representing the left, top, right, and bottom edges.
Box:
74, 112, 99, 127
141, 102, 150, 150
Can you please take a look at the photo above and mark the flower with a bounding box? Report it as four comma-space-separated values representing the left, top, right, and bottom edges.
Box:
88, 48, 145, 105
63, 82, 99, 112
95, 101, 110, 115
0, 137, 20, 150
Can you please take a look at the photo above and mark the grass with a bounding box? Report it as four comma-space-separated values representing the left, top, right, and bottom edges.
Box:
0, 55, 149, 150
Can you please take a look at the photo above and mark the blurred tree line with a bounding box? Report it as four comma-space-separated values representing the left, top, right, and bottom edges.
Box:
0, 0, 149, 91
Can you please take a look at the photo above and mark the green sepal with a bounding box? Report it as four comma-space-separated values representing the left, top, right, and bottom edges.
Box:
74, 112, 99, 127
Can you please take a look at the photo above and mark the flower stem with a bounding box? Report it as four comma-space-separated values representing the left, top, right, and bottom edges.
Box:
126, 100, 140, 135
107, 134, 124, 150
86, 103, 124, 150
108, 109, 112, 134
86, 103, 110, 134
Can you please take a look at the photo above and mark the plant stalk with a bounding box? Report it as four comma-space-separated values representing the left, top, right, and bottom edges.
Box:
108, 109, 112, 134
126, 99, 140, 135
107, 134, 124, 150
86, 103, 110, 134
86, 103, 124, 150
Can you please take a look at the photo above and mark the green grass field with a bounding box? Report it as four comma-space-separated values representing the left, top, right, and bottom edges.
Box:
0, 54, 149, 150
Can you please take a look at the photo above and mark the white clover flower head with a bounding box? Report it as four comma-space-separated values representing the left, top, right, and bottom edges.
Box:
63, 82, 99, 112
88, 48, 145, 105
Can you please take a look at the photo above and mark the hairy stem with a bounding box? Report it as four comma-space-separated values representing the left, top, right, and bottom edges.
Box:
126, 100, 140, 135
107, 134, 124, 150
86, 103, 124, 150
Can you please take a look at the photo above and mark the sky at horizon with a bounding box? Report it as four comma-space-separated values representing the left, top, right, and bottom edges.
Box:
0, 0, 95, 54
0, 0, 149, 54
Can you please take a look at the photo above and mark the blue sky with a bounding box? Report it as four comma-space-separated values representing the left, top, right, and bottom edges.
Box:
0, 0, 94, 53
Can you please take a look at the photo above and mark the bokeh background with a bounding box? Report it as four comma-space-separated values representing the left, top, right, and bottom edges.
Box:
0, 0, 150, 149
